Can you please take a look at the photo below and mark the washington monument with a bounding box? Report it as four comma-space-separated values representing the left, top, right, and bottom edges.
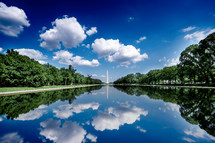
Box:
107, 70, 109, 84
107, 70, 109, 99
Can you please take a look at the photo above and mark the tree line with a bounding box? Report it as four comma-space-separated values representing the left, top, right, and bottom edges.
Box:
114, 32, 215, 85
0, 49, 102, 87
0, 86, 102, 120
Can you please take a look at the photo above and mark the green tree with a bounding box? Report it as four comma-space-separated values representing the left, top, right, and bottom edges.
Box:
0, 49, 46, 87
198, 32, 215, 83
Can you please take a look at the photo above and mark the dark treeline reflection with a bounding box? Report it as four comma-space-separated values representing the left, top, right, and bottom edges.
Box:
114, 85, 215, 137
0, 86, 102, 120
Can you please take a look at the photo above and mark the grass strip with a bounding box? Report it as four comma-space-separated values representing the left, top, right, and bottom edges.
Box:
0, 85, 90, 92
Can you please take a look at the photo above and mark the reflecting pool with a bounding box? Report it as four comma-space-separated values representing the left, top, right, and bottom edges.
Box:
0, 85, 214, 143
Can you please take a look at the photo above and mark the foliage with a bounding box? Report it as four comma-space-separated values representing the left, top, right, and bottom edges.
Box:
0, 49, 102, 87
113, 73, 142, 84
179, 32, 215, 84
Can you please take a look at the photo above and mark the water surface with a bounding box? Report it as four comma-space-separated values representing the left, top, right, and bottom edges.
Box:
0, 85, 214, 143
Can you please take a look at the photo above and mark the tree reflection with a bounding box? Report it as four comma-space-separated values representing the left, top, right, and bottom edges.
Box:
114, 85, 215, 137
0, 86, 102, 120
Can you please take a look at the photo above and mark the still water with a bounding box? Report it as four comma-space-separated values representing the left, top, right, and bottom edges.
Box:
0, 85, 214, 143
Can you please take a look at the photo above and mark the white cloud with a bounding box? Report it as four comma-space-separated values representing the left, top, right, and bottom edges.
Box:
92, 38, 148, 67
92, 105, 148, 131
136, 36, 147, 43
40, 16, 87, 50
159, 56, 179, 67
53, 50, 100, 67
207, 29, 215, 35
92, 74, 105, 78
182, 137, 196, 143
53, 102, 100, 119
0, 47, 2, 52
15, 48, 48, 64
164, 57, 179, 67
184, 28, 215, 43
182, 26, 196, 32
184, 31, 205, 42
0, 2, 30, 37
15, 48, 47, 60
72, 56, 100, 67
53, 50, 73, 60
86, 121, 90, 125
0, 132, 23, 143
139, 36, 147, 41
136, 126, 147, 133
158, 56, 166, 62
86, 27, 97, 36
15, 108, 47, 121
184, 126, 215, 141
86, 44, 90, 48
39, 26, 47, 33
108, 45, 148, 67
37, 60, 48, 64
86, 133, 97, 142
128, 17, 134, 22
40, 119, 86, 143
92, 38, 121, 58
92, 74, 98, 77
82, 43, 90, 48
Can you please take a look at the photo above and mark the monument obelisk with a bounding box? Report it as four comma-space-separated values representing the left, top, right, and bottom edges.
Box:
107, 70, 109, 99
107, 70, 109, 84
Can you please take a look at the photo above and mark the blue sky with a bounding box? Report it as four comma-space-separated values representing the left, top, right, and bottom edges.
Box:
0, 0, 215, 82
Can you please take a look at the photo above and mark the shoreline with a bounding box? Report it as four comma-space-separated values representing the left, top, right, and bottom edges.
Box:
0, 84, 102, 96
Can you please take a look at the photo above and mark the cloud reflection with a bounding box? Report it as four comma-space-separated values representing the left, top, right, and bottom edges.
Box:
92, 105, 148, 131
15, 105, 47, 121
92, 111, 121, 131
40, 119, 86, 143
0, 132, 23, 143
184, 126, 215, 141
158, 102, 180, 112
182, 137, 196, 143
53, 102, 100, 119
136, 126, 147, 133
86, 133, 97, 142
